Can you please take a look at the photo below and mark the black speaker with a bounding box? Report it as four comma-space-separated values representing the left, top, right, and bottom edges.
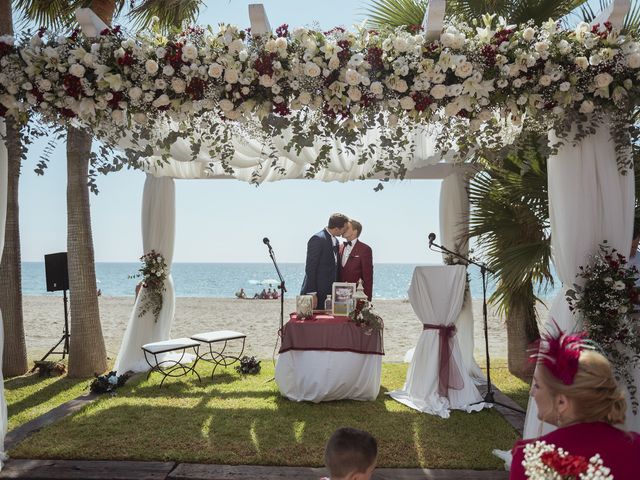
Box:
44, 252, 69, 292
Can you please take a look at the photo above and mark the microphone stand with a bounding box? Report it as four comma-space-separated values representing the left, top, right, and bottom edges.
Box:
429, 239, 525, 414
265, 241, 287, 331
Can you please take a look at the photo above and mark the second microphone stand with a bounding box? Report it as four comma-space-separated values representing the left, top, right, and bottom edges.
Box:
429, 239, 525, 414
265, 241, 287, 331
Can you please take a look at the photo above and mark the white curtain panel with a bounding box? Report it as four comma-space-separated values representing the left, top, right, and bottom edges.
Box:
524, 124, 636, 437
389, 265, 485, 417
439, 171, 484, 383
115, 174, 177, 373
0, 120, 9, 466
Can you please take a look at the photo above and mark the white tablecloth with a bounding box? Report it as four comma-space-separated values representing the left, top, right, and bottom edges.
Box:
275, 350, 381, 402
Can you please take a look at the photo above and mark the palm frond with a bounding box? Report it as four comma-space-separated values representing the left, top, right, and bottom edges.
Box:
361, 0, 427, 30
128, 0, 203, 33
12, 0, 78, 31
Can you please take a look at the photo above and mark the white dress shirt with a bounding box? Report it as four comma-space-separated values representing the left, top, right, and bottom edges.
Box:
342, 238, 358, 267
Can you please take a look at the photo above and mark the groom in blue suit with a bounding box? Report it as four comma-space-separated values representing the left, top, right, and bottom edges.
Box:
301, 213, 350, 308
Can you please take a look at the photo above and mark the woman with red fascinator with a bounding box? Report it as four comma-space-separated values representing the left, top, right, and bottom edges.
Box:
510, 327, 640, 479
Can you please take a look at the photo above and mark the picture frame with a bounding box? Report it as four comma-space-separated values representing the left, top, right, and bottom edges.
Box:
332, 282, 357, 316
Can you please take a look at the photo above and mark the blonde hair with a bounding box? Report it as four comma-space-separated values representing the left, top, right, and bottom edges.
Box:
539, 350, 626, 425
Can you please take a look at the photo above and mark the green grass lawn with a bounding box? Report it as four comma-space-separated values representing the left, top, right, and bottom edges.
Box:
6, 360, 530, 469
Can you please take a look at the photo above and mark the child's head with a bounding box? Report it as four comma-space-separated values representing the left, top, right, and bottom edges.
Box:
324, 427, 377, 480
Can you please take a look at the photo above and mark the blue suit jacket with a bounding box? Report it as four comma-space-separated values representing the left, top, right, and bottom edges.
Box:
300, 229, 338, 307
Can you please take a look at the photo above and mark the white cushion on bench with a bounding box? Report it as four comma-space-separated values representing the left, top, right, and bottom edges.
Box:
142, 337, 200, 354
191, 330, 246, 343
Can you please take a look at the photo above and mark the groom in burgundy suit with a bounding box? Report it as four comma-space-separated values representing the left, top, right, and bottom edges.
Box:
338, 219, 373, 300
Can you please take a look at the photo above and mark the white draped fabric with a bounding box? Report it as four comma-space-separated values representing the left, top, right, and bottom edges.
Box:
114, 174, 177, 373
439, 171, 484, 383
0, 120, 9, 467
139, 125, 454, 182
524, 124, 637, 437
275, 351, 381, 402
389, 266, 485, 417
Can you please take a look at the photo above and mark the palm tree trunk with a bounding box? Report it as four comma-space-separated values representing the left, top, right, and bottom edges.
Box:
0, 0, 28, 377
66, 126, 107, 377
505, 295, 539, 383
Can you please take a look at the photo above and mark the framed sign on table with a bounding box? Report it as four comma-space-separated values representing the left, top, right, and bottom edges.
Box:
332, 282, 356, 316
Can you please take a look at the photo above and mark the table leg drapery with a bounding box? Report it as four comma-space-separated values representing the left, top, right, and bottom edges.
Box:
115, 174, 178, 373
0, 121, 9, 467
389, 265, 485, 418
523, 124, 637, 437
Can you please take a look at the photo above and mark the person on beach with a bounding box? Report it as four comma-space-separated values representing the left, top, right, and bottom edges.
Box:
509, 327, 640, 479
301, 213, 349, 308
338, 219, 373, 301
321, 427, 377, 480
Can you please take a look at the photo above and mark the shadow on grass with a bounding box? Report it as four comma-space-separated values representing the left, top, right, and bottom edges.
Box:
6, 374, 86, 418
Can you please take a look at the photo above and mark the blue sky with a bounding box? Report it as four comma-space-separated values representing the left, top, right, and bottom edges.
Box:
18, 0, 444, 264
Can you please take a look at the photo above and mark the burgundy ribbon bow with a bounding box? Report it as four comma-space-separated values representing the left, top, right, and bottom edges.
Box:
423, 323, 464, 398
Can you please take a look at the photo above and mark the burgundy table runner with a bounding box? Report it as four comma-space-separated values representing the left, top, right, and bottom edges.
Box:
279, 313, 384, 355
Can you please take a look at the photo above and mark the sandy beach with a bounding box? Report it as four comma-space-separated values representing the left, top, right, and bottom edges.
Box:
22, 296, 550, 363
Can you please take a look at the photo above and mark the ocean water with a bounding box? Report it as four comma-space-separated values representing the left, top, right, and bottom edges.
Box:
22, 262, 560, 300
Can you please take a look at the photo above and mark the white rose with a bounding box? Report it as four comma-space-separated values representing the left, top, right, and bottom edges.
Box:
558, 39, 571, 55
219, 99, 234, 112
446, 84, 463, 97
133, 112, 147, 124
440, 32, 455, 48
265, 39, 277, 53
594, 72, 613, 88
128, 86, 142, 100
38, 79, 52, 91
392, 78, 408, 93
298, 91, 311, 105
151, 94, 170, 108
208, 63, 223, 78
589, 54, 602, 66
579, 99, 594, 114
370, 81, 384, 96
455, 61, 473, 78
163, 65, 175, 76
111, 109, 125, 124
478, 109, 493, 122
145, 59, 159, 75
275, 37, 287, 50
430, 84, 447, 100
613, 280, 626, 291
347, 87, 362, 102
400, 95, 415, 110
538, 75, 552, 87
628, 53, 640, 69
224, 68, 239, 84
83, 53, 96, 66
171, 77, 186, 93
392, 37, 408, 52
225, 109, 241, 120
69, 63, 85, 78
345, 68, 360, 86
552, 106, 564, 115
238, 50, 249, 62
522, 27, 535, 42
328, 55, 340, 70
513, 78, 523, 88
155, 47, 166, 58
534, 41, 548, 55
559, 81, 571, 92
259, 74, 274, 87
154, 79, 167, 90
182, 44, 198, 60
575, 56, 589, 69
304, 62, 321, 77
105, 74, 123, 91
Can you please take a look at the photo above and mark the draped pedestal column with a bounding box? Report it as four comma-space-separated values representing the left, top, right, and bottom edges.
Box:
439, 171, 484, 383
115, 174, 177, 373
524, 124, 636, 437
0, 121, 9, 466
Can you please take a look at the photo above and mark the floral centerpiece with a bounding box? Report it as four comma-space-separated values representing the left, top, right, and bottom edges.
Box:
523, 441, 613, 479
566, 242, 640, 412
130, 250, 168, 321
89, 371, 132, 394
349, 300, 383, 335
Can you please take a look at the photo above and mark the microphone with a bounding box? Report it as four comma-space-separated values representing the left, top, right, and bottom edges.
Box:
428, 232, 436, 247
263, 237, 270, 245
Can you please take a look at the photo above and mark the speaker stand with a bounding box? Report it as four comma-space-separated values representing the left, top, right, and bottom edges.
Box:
39, 289, 70, 362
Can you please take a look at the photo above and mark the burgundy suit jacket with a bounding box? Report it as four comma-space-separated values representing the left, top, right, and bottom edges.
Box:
338, 240, 373, 300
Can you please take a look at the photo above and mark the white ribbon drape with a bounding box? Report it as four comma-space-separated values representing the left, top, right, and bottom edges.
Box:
524, 123, 637, 437
115, 174, 176, 373
439, 171, 484, 383
0, 120, 9, 468
389, 265, 485, 417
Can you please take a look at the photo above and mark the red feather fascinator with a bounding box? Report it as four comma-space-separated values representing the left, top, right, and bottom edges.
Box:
530, 321, 589, 385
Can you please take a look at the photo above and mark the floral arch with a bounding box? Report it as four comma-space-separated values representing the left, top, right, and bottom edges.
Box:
0, 0, 638, 463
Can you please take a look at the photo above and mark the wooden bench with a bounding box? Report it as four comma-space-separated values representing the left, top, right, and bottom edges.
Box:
190, 330, 247, 379
141, 338, 201, 387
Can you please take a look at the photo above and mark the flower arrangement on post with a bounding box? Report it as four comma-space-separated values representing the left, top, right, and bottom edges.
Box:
130, 250, 168, 321
89, 371, 132, 394
522, 441, 612, 479
349, 300, 383, 335
566, 242, 640, 412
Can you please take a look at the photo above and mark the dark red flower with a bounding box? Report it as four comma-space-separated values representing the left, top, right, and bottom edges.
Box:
275, 23, 289, 38
63, 74, 83, 100
186, 77, 206, 100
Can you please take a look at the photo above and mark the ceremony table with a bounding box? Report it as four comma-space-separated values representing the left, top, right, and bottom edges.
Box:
275, 313, 383, 402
